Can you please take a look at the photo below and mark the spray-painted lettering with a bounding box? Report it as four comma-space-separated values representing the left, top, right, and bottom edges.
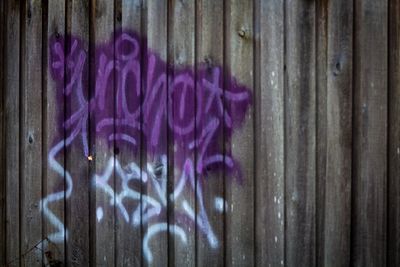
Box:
41, 30, 251, 263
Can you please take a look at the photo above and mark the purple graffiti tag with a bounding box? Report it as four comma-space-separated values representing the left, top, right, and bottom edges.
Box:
49, 30, 251, 178
43, 30, 252, 261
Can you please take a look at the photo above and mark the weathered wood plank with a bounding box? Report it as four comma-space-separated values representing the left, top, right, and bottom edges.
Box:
113, 0, 142, 265
315, 1, 327, 265
255, 0, 285, 266
4, 1, 21, 265
0, 0, 5, 264
142, 0, 169, 266
195, 0, 225, 266
389, 0, 400, 265
353, 0, 388, 266
285, 0, 316, 266
65, 0, 91, 266
91, 0, 115, 265
320, 0, 353, 266
20, 0, 43, 265
224, 0, 254, 266
43, 0, 66, 265
352, 0, 388, 266
168, 0, 196, 266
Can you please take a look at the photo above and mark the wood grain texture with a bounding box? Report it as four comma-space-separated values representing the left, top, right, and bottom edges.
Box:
352, 0, 388, 266
0, 0, 5, 264
4, 1, 21, 265
315, 1, 327, 266
1, 1, 399, 266
65, 0, 91, 266
321, 0, 353, 266
142, 1, 169, 266
255, 0, 285, 266
114, 0, 142, 266
91, 0, 115, 265
195, 0, 225, 266
389, 1, 400, 266
224, 0, 254, 266
20, 0, 43, 265
43, 1, 66, 265
285, 0, 316, 266
168, 1, 196, 266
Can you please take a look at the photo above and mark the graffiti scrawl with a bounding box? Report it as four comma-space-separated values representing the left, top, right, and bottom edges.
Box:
41, 30, 251, 263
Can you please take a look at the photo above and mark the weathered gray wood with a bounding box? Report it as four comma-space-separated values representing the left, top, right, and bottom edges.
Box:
168, 0, 196, 266
389, 1, 400, 266
320, 0, 353, 266
91, 0, 115, 265
20, 1, 43, 265
65, 0, 91, 266
195, 0, 225, 266
224, 0, 254, 266
315, 1, 327, 266
142, 0, 169, 266
255, 0, 285, 266
4, 1, 21, 265
43, 1, 66, 265
352, 0, 388, 266
285, 0, 316, 266
0, 0, 5, 264
114, 0, 142, 265
2, 1, 400, 266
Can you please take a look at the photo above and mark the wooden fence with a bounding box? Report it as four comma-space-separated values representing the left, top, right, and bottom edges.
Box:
0, 0, 398, 266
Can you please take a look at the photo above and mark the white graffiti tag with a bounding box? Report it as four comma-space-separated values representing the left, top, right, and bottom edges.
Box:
41, 143, 224, 263
93, 155, 220, 262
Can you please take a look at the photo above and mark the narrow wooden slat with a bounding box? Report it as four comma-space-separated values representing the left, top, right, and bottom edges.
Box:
195, 0, 225, 266
352, 0, 388, 266
255, 0, 285, 266
20, 1, 43, 265
315, 1, 327, 266
43, 1, 66, 265
4, 0, 21, 265
65, 0, 91, 266
113, 0, 142, 265
320, 0, 353, 266
389, 0, 400, 265
224, 0, 255, 266
91, 0, 115, 265
142, 1, 169, 266
168, 1, 196, 265
0, 0, 5, 263
285, 0, 316, 266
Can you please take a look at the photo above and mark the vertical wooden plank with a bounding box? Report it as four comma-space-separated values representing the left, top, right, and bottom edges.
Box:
225, 0, 255, 266
168, 0, 196, 266
352, 0, 388, 266
255, 0, 285, 266
43, 1, 66, 265
113, 0, 142, 265
0, 0, 5, 263
20, 0, 43, 265
315, 1, 327, 266
320, 0, 353, 266
285, 0, 316, 266
65, 0, 91, 266
90, 0, 115, 265
142, 1, 169, 266
389, 0, 400, 265
4, 0, 21, 265
195, 0, 225, 266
